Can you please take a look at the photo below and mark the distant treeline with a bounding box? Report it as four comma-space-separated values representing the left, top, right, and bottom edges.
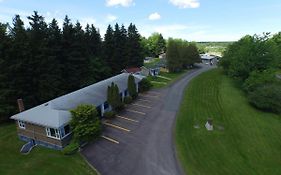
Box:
0, 11, 144, 122
196, 42, 233, 54
220, 33, 281, 114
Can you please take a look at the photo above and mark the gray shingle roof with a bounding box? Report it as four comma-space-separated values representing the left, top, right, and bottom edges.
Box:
10, 73, 144, 128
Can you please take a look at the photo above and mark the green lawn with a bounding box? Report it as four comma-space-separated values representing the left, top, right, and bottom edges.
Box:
144, 58, 161, 68
175, 69, 281, 175
0, 123, 97, 175
147, 70, 188, 88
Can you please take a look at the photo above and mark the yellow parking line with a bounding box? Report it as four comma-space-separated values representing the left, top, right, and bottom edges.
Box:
116, 115, 139, 123
101, 135, 119, 144
139, 94, 159, 98
138, 98, 152, 102
104, 122, 130, 132
132, 103, 152, 109
126, 109, 146, 115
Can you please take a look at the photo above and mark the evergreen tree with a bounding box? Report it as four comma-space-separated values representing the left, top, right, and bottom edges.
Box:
127, 23, 143, 67
84, 24, 102, 58
119, 24, 128, 67
3, 15, 32, 114
103, 25, 114, 74
27, 12, 61, 104
0, 22, 12, 121
43, 19, 64, 97
112, 23, 123, 73
128, 74, 137, 99
107, 82, 122, 111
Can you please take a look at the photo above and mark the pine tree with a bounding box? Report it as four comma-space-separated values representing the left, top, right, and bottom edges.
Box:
127, 23, 143, 67
0, 22, 13, 121
43, 19, 64, 97
5, 15, 32, 112
103, 25, 114, 74
112, 23, 122, 73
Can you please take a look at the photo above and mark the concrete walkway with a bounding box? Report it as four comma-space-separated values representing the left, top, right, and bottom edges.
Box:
81, 65, 212, 175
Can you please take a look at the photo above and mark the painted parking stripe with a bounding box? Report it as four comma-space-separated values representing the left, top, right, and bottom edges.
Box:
139, 94, 159, 98
104, 122, 130, 132
126, 109, 146, 115
116, 115, 139, 123
137, 98, 152, 102
101, 135, 119, 144
131, 103, 152, 109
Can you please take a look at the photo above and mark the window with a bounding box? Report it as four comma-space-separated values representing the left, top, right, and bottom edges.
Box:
18, 121, 25, 129
46, 127, 60, 139
59, 125, 71, 139
104, 102, 109, 109
64, 125, 70, 135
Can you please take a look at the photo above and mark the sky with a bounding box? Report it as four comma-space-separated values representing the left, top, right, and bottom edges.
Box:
0, 0, 281, 41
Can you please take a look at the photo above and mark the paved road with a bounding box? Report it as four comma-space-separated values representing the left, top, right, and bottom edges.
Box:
81, 65, 212, 175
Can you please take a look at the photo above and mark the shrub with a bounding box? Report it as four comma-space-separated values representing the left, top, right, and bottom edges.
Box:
128, 74, 137, 99
243, 69, 275, 93
115, 102, 125, 112
103, 111, 116, 119
107, 82, 122, 111
139, 78, 152, 92
70, 104, 102, 143
248, 83, 281, 114
62, 142, 79, 155
124, 96, 133, 104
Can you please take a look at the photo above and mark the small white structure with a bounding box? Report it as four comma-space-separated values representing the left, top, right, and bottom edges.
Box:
200, 54, 218, 65
205, 118, 213, 131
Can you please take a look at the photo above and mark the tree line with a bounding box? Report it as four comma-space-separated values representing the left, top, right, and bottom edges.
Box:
220, 33, 281, 114
166, 38, 201, 72
0, 11, 143, 122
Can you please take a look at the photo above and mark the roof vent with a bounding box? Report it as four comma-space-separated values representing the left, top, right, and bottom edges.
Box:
44, 103, 49, 106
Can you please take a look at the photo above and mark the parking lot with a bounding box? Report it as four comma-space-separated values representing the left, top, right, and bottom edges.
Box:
81, 90, 165, 174
101, 92, 160, 144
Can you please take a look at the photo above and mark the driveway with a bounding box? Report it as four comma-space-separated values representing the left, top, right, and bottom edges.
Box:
81, 65, 212, 175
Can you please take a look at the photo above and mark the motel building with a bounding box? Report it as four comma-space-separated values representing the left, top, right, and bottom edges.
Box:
10, 73, 143, 151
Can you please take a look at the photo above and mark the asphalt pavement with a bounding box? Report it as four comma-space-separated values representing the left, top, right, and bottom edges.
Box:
81, 64, 212, 175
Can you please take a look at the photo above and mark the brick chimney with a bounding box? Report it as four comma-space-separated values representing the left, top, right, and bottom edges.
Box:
17, 99, 25, 112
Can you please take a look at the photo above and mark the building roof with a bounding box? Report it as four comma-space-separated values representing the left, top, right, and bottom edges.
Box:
200, 54, 216, 60
10, 73, 144, 128
122, 67, 141, 73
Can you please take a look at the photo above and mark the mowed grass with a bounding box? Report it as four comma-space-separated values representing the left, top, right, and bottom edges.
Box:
147, 70, 188, 88
175, 69, 281, 175
0, 123, 97, 175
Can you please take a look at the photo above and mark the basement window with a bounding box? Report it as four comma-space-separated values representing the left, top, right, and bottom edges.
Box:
46, 127, 60, 139
18, 121, 25, 129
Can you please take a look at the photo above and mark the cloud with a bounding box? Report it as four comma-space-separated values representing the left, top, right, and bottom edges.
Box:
148, 12, 161, 20
106, 14, 117, 22
106, 0, 134, 7
169, 0, 200, 9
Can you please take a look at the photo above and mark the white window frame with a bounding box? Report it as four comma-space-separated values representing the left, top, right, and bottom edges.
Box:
18, 120, 25, 129
45, 127, 61, 140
